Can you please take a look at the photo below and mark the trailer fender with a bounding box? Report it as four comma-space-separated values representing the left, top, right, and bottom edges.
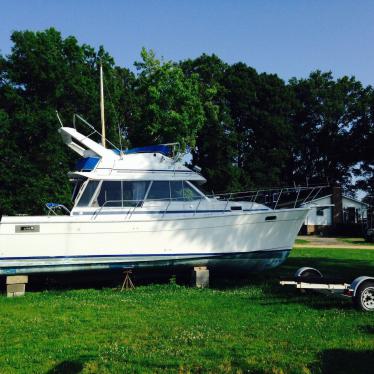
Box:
351, 276, 374, 296
294, 267, 323, 279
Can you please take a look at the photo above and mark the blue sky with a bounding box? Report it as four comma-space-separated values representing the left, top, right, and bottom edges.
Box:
1, 0, 374, 85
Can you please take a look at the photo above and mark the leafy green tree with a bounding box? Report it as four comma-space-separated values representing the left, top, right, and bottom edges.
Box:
351, 85, 374, 197
0, 28, 133, 214
180, 54, 242, 193
0, 109, 18, 214
127, 48, 205, 150
289, 71, 369, 189
224, 63, 295, 188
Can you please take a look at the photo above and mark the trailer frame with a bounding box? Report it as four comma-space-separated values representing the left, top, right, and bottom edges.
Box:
280, 267, 374, 312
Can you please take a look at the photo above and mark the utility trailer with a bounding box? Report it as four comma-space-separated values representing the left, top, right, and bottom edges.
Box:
280, 267, 374, 312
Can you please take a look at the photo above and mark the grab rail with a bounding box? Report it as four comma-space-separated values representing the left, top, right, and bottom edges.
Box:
46, 203, 71, 216
86, 185, 328, 219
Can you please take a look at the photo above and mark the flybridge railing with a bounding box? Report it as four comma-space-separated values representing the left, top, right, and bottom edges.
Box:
70, 114, 182, 160
89, 185, 329, 219
72, 114, 122, 153
208, 185, 329, 210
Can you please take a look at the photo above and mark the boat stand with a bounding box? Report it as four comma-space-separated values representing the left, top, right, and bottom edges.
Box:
192, 266, 209, 288
6, 275, 28, 297
121, 270, 135, 291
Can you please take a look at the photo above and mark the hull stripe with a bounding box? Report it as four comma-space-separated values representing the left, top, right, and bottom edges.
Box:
1, 249, 289, 261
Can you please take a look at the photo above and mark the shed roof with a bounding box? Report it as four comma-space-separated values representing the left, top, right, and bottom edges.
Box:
304, 194, 369, 207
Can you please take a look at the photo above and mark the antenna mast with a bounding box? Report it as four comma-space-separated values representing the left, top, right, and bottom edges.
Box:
100, 62, 106, 147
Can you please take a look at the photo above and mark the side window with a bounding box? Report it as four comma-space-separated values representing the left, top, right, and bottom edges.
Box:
183, 181, 202, 201
97, 181, 122, 207
170, 181, 184, 201
147, 181, 170, 201
122, 181, 150, 206
76, 181, 99, 207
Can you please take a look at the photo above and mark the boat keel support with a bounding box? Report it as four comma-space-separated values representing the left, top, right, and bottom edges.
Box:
192, 266, 209, 288
6, 275, 28, 297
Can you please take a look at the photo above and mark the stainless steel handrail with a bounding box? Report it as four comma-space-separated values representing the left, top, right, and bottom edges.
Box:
46, 203, 71, 216
87, 185, 328, 219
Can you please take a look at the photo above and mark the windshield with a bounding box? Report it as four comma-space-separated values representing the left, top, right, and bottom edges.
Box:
74, 180, 205, 208
76, 181, 100, 207
71, 179, 85, 202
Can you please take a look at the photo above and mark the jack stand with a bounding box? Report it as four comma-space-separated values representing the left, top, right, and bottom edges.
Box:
121, 270, 135, 291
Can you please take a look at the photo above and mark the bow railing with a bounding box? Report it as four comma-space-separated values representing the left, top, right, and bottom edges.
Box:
88, 185, 329, 219
208, 185, 328, 210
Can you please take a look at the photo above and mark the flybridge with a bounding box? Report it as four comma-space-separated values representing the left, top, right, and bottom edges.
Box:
75, 145, 173, 172
59, 127, 172, 159
56, 112, 204, 181
59, 124, 206, 182
58, 112, 181, 164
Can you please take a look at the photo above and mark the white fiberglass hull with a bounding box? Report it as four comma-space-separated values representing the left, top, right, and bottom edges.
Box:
0, 209, 308, 275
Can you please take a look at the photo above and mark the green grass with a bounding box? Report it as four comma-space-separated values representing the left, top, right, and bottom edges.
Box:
295, 238, 310, 244
1, 248, 374, 374
337, 237, 374, 246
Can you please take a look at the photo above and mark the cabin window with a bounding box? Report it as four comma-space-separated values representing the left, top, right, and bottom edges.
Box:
97, 181, 122, 207
75, 180, 205, 207
170, 181, 184, 201
147, 181, 170, 201
182, 181, 202, 201
122, 181, 150, 206
76, 181, 100, 207
146, 181, 203, 202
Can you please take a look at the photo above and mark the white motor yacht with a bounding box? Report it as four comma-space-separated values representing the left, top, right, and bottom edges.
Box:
0, 122, 312, 275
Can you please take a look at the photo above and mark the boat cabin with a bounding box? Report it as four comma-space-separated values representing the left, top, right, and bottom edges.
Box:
72, 179, 205, 211
59, 126, 268, 217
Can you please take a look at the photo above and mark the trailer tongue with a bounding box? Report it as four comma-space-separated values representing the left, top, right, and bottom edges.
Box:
280, 267, 374, 312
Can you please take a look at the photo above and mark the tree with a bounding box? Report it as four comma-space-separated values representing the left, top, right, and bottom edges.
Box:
180, 54, 242, 193
289, 71, 370, 190
127, 48, 205, 150
224, 63, 295, 189
0, 28, 133, 214
351, 85, 374, 198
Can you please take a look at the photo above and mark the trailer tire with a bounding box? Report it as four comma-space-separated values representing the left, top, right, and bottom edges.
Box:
299, 269, 323, 280
354, 281, 374, 312
296, 268, 323, 294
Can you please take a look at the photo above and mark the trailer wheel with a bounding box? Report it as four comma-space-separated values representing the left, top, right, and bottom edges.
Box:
299, 269, 323, 280
354, 281, 374, 312
296, 268, 323, 294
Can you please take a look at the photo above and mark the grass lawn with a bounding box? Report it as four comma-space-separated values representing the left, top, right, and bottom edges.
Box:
295, 238, 310, 244
1, 248, 374, 374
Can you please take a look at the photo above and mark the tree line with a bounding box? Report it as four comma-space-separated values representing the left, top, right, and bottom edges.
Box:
0, 28, 373, 215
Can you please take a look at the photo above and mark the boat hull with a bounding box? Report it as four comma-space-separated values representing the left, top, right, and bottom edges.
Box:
0, 209, 308, 275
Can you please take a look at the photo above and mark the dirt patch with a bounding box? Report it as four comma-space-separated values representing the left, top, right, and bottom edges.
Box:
295, 236, 374, 250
